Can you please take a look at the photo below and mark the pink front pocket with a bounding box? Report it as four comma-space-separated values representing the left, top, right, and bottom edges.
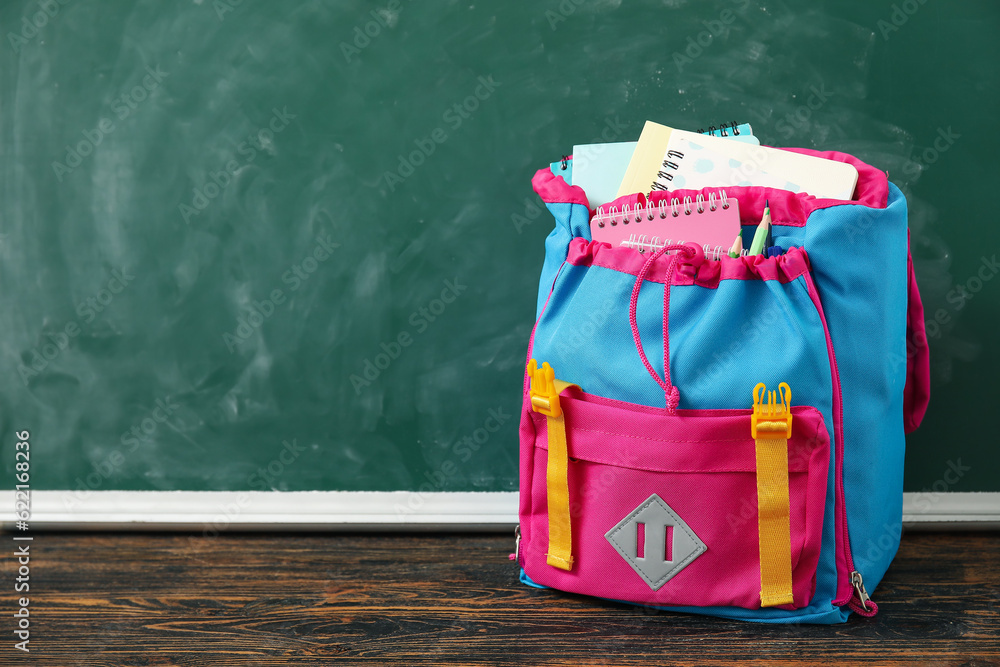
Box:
521, 388, 830, 611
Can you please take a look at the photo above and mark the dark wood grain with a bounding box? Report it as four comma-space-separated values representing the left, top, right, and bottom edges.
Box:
1, 530, 997, 665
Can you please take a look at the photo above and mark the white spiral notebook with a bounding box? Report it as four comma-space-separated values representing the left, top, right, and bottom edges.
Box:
618, 121, 859, 200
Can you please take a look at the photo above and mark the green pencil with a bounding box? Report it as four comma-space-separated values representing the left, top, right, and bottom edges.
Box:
749, 200, 771, 256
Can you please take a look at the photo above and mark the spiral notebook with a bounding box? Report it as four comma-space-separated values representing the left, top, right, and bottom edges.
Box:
591, 193, 741, 261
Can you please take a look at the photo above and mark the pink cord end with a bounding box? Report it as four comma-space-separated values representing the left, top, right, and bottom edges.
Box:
666, 386, 680, 413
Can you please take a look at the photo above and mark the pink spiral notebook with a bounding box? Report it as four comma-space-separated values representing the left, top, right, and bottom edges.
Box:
591, 192, 742, 260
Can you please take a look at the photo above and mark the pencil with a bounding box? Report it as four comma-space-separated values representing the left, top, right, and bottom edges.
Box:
749, 200, 771, 256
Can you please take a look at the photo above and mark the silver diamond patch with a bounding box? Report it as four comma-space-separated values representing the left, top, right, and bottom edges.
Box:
605, 493, 707, 591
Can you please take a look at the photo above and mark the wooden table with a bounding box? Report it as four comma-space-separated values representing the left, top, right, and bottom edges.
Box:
6, 530, 998, 665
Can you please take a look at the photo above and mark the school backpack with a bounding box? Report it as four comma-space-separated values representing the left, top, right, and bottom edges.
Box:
515, 148, 929, 623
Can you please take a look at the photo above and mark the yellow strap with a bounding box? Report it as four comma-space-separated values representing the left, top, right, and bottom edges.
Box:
755, 423, 794, 607
544, 382, 575, 570
528, 360, 577, 571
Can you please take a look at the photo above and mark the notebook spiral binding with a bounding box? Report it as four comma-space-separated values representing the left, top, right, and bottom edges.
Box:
696, 120, 742, 136
652, 148, 686, 189
594, 191, 730, 228
618, 235, 746, 261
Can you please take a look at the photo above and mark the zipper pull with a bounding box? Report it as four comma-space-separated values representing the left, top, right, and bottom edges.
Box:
509, 525, 521, 562
849, 571, 878, 617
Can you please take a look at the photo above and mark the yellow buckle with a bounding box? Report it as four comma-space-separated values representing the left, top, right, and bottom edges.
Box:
752, 382, 792, 439
528, 359, 562, 418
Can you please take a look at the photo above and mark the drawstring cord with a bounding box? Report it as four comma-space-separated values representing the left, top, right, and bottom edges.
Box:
628, 243, 699, 413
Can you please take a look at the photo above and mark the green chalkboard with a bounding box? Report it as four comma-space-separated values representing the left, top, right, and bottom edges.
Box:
1, 0, 998, 495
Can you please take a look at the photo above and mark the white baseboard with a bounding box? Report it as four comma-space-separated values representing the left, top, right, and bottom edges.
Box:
902, 491, 1000, 529
1, 491, 997, 531
0, 490, 519, 531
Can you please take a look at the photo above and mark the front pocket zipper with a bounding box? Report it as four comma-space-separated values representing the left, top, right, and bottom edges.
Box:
511, 524, 523, 566
802, 272, 877, 617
